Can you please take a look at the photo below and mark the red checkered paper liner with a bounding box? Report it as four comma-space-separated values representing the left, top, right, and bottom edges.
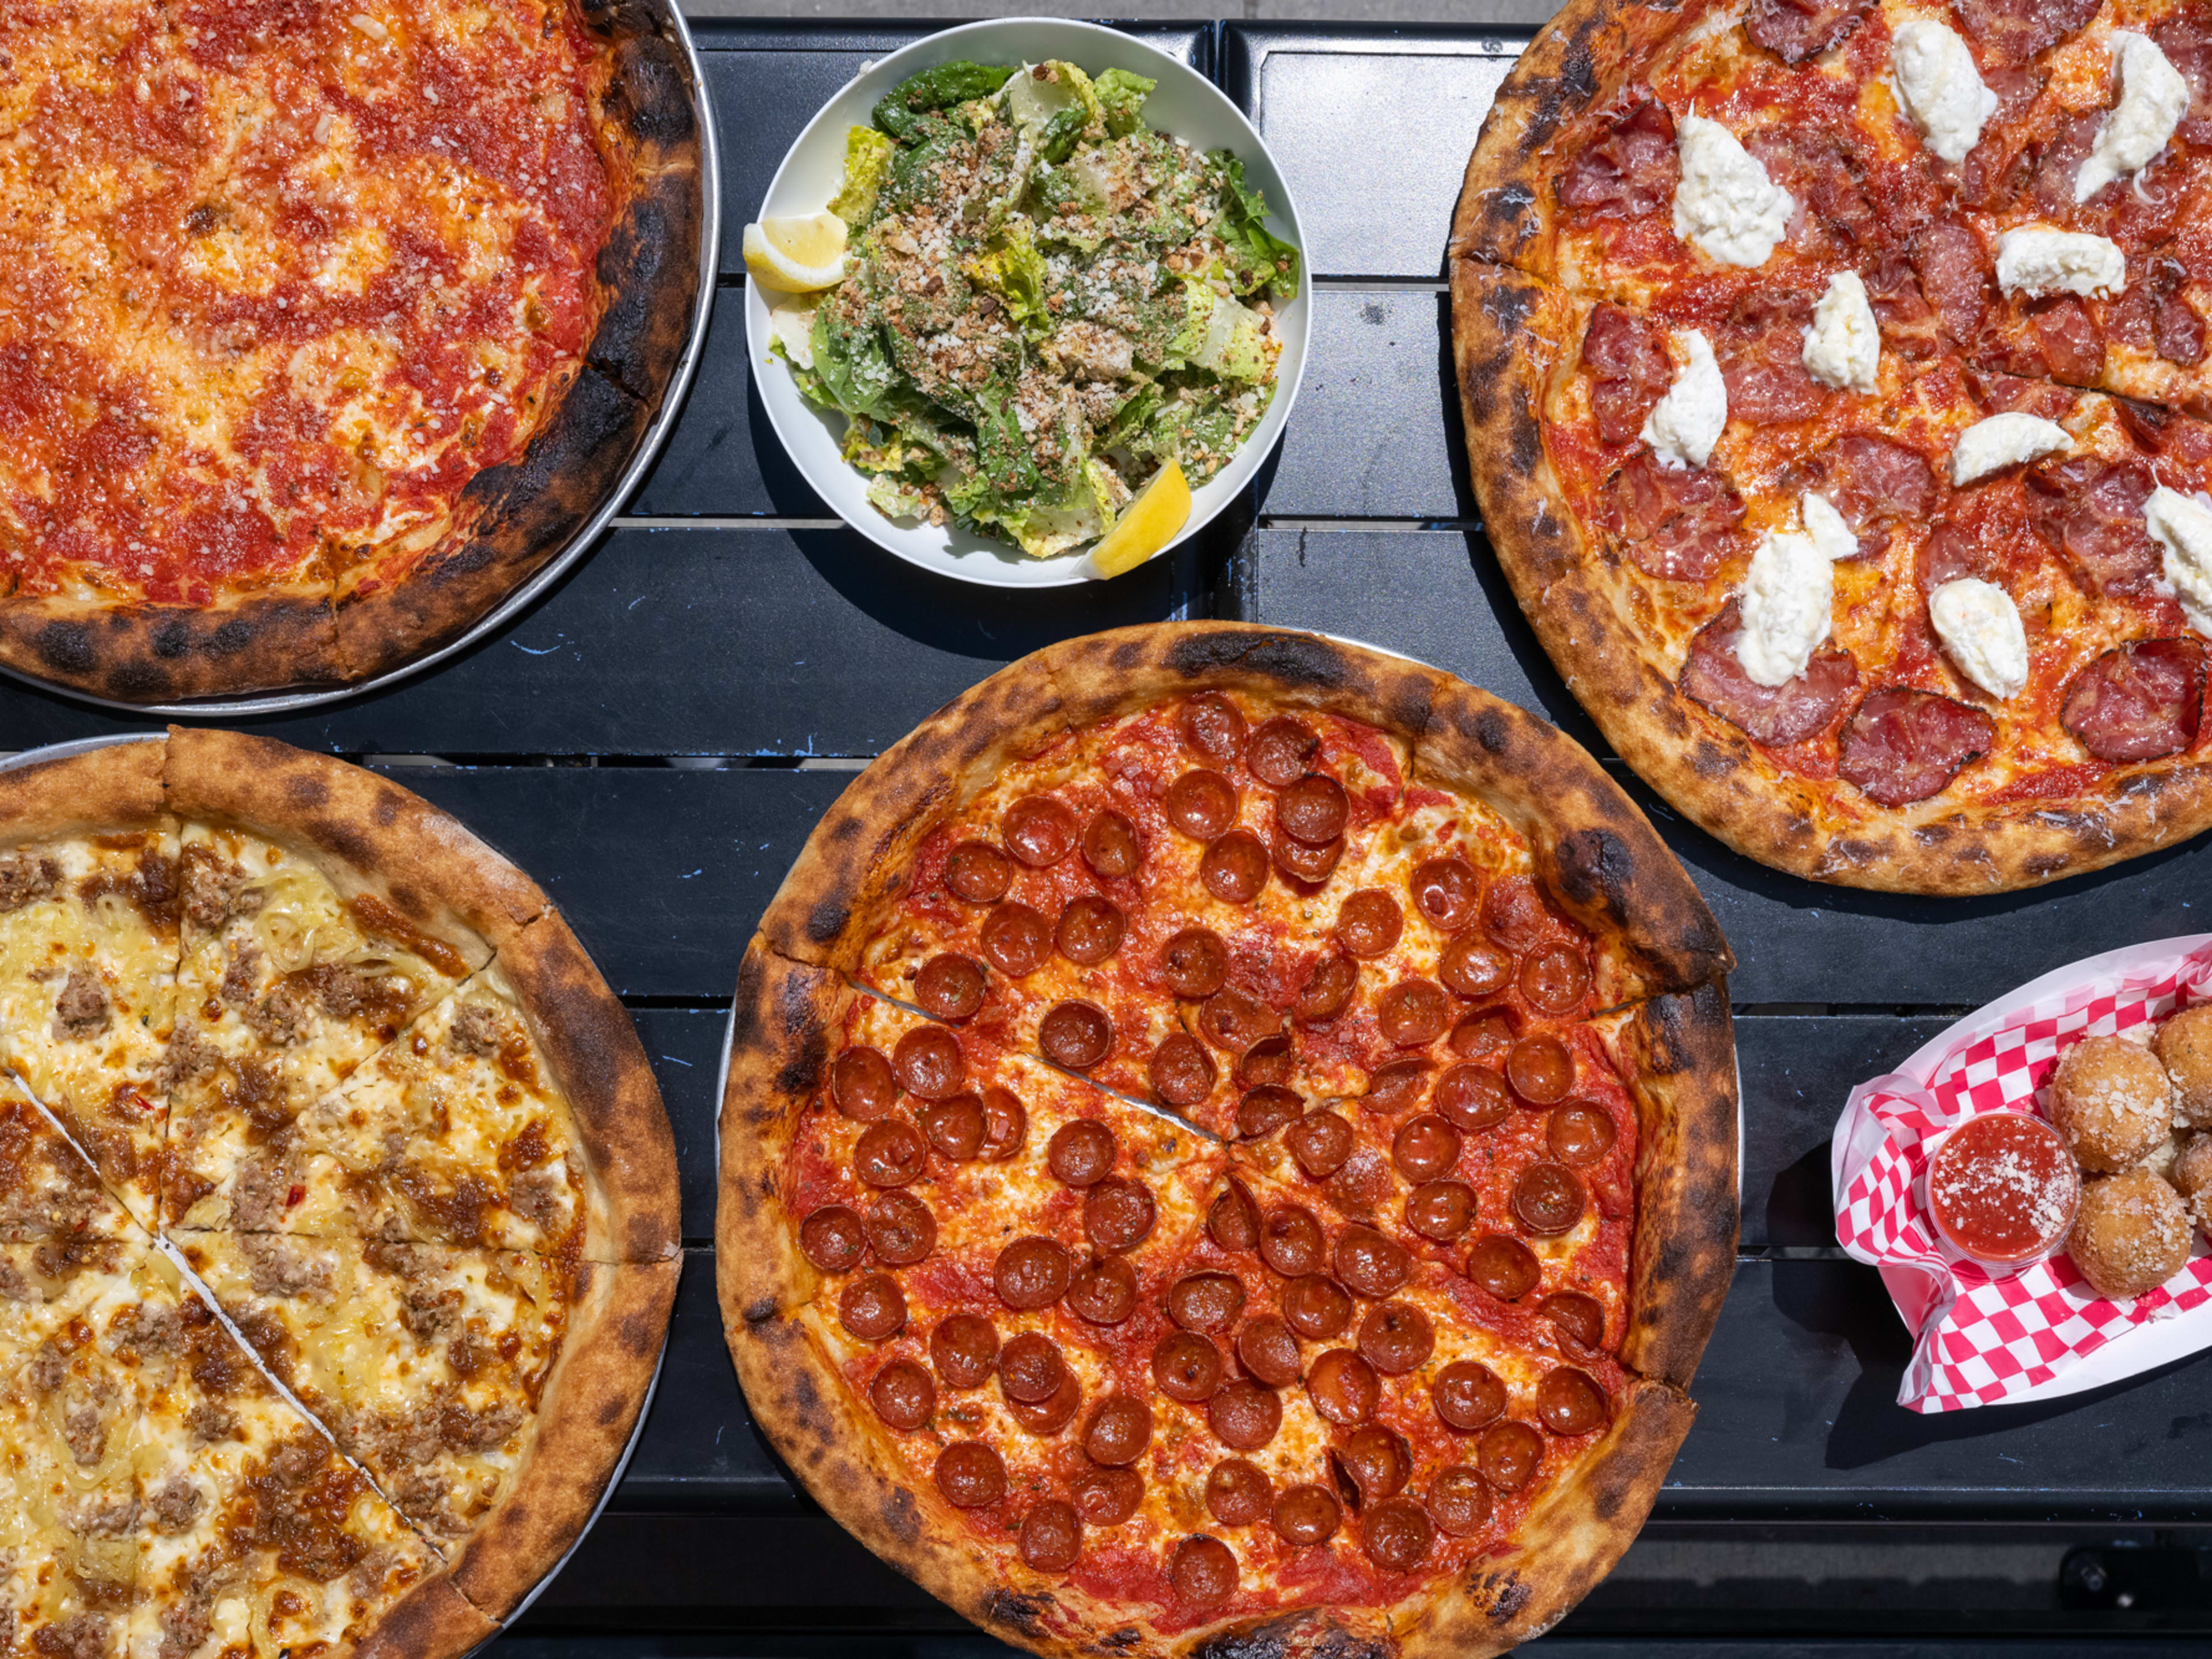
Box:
1831, 935, 2212, 1414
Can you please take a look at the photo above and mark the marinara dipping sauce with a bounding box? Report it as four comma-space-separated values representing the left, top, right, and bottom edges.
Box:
1925, 1112, 2081, 1270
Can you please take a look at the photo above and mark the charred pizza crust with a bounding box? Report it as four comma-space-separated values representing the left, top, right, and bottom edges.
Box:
720, 622, 1738, 1659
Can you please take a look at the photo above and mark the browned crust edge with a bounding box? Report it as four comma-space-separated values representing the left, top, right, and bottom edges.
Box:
349, 1574, 501, 1659
448, 1255, 678, 1620
497, 907, 680, 1263
1450, 259, 2212, 893
162, 728, 546, 963
0, 738, 168, 842
0, 588, 346, 704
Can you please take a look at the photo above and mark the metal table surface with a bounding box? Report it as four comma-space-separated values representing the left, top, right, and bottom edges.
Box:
9, 19, 2212, 1657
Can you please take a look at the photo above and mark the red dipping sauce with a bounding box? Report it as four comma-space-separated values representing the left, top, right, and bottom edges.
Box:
1926, 1113, 2081, 1268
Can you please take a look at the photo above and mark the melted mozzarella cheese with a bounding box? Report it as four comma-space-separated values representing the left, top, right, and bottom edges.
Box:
2078, 32, 2189, 200
1801, 491, 1858, 560
1736, 531, 1834, 687
1994, 226, 2126, 298
1928, 578, 2028, 698
2145, 486, 2212, 635
1672, 114, 1794, 267
1801, 270, 1880, 393
1892, 20, 1998, 164
1951, 412, 2071, 484
1641, 329, 1728, 469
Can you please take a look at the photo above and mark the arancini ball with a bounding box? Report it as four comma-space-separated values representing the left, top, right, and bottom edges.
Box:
2066, 1167, 2191, 1300
2048, 1036, 2172, 1173
2154, 1005, 2212, 1129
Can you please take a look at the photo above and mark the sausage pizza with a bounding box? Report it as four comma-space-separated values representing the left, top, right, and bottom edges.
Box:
719, 624, 1738, 1659
0, 1, 703, 704
0, 733, 678, 1659
1453, 0, 2212, 891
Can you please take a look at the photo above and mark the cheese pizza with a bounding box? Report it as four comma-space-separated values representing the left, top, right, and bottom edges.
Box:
1453, 0, 2212, 891
719, 624, 1738, 1659
0, 732, 679, 1658
0, 1, 703, 703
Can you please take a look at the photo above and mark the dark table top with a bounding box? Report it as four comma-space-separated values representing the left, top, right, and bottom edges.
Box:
11, 17, 2211, 1656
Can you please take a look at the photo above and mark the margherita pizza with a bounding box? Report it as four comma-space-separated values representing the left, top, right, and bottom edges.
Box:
1453, 0, 2212, 891
0, 1, 703, 704
718, 624, 1738, 1659
0, 732, 679, 1658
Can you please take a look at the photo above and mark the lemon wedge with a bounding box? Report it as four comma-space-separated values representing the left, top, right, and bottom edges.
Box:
743, 212, 847, 293
1090, 461, 1192, 578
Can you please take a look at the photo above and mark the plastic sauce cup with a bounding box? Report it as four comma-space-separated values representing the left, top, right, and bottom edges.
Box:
1924, 1112, 2081, 1271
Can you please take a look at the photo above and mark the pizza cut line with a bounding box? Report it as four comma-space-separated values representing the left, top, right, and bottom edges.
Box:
0, 730, 679, 1659
719, 624, 1740, 1659
1451, 0, 2212, 892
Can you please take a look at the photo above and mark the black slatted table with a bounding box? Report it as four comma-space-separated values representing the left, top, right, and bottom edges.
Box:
13, 21, 2211, 1658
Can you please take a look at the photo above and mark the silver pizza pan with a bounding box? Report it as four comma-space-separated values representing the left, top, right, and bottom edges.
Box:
0, 1, 722, 720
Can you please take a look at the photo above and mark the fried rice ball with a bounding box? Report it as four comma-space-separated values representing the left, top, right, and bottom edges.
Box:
2048, 1036, 2172, 1173
2066, 1168, 2191, 1300
2154, 1005, 2212, 1129
2171, 1134, 2212, 1236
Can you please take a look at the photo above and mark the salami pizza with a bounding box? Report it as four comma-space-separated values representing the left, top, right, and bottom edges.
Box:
718, 624, 1738, 1659
0, 1, 703, 704
1453, 0, 2212, 892
0, 732, 679, 1658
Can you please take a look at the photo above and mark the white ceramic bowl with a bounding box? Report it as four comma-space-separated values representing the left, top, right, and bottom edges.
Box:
744, 17, 1310, 589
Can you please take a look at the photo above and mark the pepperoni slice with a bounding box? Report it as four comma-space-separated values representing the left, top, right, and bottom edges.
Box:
1085, 1178, 1157, 1253
1478, 1421, 1544, 1490
1271, 1483, 1342, 1546
1506, 1036, 1574, 1105
1150, 1033, 1218, 1109
1335, 890, 1403, 958
1248, 715, 1319, 786
920, 1094, 986, 1162
934, 1442, 1006, 1509
1020, 1501, 1081, 1571
1084, 1395, 1154, 1465
1602, 453, 1744, 582
1433, 1361, 1508, 1431
1332, 1425, 1412, 1507
1055, 896, 1125, 965
1272, 830, 1346, 885
1039, 1001, 1112, 1071
1165, 770, 1238, 840
1201, 831, 1269, 904
912, 953, 984, 1021
995, 1236, 1071, 1309
854, 1121, 927, 1188
1276, 775, 1348, 846
999, 1332, 1068, 1404
931, 1312, 998, 1388
1362, 1499, 1434, 1572
1540, 1291, 1608, 1354
1407, 857, 1480, 931
1519, 947, 1589, 1016
1429, 1466, 1493, 1537
1865, 252, 1941, 361
863, 1191, 936, 1264
1296, 952, 1358, 1024
1334, 1226, 1410, 1298
1236, 1085, 1302, 1139
1169, 1537, 1237, 1608
1467, 1233, 1541, 1300
1537, 1367, 1612, 1435
1209, 1378, 1283, 1450
1237, 1035, 1293, 1089
943, 840, 1014, 904
1047, 1120, 1116, 1188
1513, 1163, 1587, 1236
1717, 290, 1826, 425
980, 902, 1051, 977
1209, 1176, 1260, 1251
1357, 1302, 1434, 1374
2025, 458, 2162, 597
1286, 1111, 1353, 1179
870, 1359, 935, 1431
1840, 690, 1997, 808
1405, 1180, 1475, 1241
1160, 927, 1229, 998
1070, 1463, 1143, 1525
1362, 1059, 1434, 1115
2062, 639, 2205, 763
2110, 253, 2207, 368
1449, 1012, 1516, 1063
1306, 1349, 1380, 1426
1260, 1205, 1325, 1277
1581, 304, 1672, 448
1067, 1257, 1139, 1325
800, 1205, 866, 1272
1559, 92, 1676, 218
1168, 1272, 1247, 1333
1183, 692, 1248, 764
1201, 988, 1282, 1056
1009, 1373, 1082, 1435
1548, 1102, 1619, 1166
1082, 810, 1140, 878
1392, 1115, 1463, 1182
979, 1086, 1027, 1160
1953, 0, 2096, 61
1482, 878, 1549, 954
1236, 1316, 1303, 1387
1282, 1274, 1354, 1341
1153, 1331, 1224, 1402
1745, 0, 1871, 63
1206, 1459, 1274, 1527
1004, 796, 1077, 867
840, 1274, 906, 1341
1377, 979, 1450, 1047
831, 1047, 897, 1120
1914, 219, 1992, 347
1683, 599, 1859, 747
1434, 1064, 1510, 1131
892, 1027, 965, 1101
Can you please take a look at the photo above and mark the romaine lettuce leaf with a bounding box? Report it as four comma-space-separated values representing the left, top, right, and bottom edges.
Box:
873, 61, 1015, 139
1094, 69, 1154, 137
826, 126, 896, 226
964, 224, 1051, 337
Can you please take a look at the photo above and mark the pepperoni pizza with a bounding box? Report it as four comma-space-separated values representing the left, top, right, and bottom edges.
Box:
719, 625, 1738, 1659
0, 1, 702, 703
1453, 0, 2212, 892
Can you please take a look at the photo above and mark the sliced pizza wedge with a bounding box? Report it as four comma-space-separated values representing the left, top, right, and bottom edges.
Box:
0, 1088, 152, 1357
